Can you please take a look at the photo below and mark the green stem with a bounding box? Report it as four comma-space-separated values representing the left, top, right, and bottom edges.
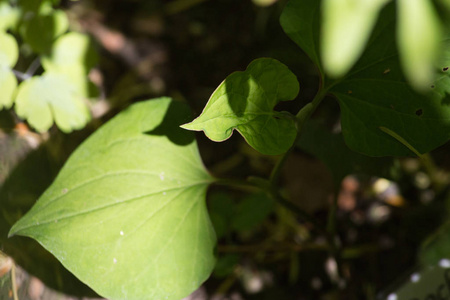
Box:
11, 263, 18, 300
269, 88, 328, 184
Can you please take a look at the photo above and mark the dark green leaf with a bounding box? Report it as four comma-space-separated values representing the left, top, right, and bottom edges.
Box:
298, 121, 394, 183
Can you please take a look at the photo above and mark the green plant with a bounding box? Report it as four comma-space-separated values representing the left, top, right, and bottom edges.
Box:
3, 0, 450, 299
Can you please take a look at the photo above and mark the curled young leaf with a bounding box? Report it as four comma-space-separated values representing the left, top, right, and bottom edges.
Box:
181, 58, 299, 155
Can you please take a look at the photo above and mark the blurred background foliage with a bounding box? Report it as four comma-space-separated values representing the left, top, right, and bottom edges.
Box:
0, 0, 449, 299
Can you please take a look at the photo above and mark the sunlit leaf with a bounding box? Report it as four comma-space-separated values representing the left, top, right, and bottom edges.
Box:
14, 73, 90, 133
397, 0, 442, 91
9, 98, 217, 300
0, 67, 17, 109
181, 58, 299, 155
0, 32, 18, 67
321, 0, 391, 78
0, 2, 19, 32
41, 32, 98, 74
0, 32, 18, 109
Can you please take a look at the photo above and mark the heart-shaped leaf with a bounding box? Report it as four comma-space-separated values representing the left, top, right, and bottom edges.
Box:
9, 98, 217, 300
181, 58, 299, 155
329, 8, 450, 156
281, 0, 450, 156
14, 73, 90, 133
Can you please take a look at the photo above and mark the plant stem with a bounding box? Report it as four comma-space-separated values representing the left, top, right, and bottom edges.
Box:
12, 70, 31, 81
11, 263, 18, 300
269, 88, 328, 184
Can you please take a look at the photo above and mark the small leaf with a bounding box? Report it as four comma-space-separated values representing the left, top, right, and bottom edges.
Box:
397, 0, 442, 91
20, 8, 69, 53
14, 73, 90, 133
181, 58, 299, 155
0, 67, 17, 109
0, 2, 19, 32
0, 32, 18, 109
231, 193, 274, 232
420, 220, 450, 266
42, 32, 98, 97
41, 32, 98, 74
0, 32, 18, 67
320, 0, 391, 77
9, 98, 217, 300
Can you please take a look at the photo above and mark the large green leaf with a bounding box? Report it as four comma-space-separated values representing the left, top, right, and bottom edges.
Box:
330, 6, 450, 156
181, 58, 299, 155
14, 73, 90, 133
0, 32, 18, 109
320, 0, 391, 78
281, 0, 450, 156
9, 98, 217, 300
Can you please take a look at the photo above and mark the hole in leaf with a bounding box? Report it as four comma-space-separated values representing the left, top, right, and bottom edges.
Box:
443, 67, 449, 72
431, 85, 435, 88
415, 109, 423, 116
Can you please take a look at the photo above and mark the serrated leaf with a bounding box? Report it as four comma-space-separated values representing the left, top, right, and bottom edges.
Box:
14, 73, 90, 133
320, 0, 391, 77
41, 32, 98, 74
9, 98, 217, 300
397, 0, 442, 91
281, 0, 450, 156
20, 8, 68, 53
181, 58, 299, 155
42, 32, 98, 98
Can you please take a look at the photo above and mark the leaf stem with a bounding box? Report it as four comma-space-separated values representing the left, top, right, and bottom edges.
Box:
11, 263, 18, 300
269, 88, 328, 184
